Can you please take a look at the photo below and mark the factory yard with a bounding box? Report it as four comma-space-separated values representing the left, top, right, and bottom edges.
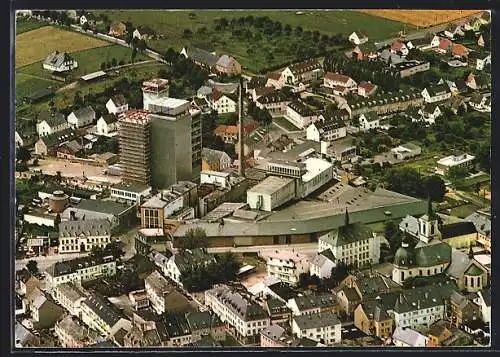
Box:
34, 157, 122, 183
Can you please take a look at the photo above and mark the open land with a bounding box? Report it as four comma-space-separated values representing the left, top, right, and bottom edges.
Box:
358, 10, 482, 28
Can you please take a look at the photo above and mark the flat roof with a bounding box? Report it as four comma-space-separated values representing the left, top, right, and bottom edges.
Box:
302, 157, 333, 183
146, 96, 189, 108
247, 176, 295, 196
112, 182, 151, 193
80, 71, 107, 81
437, 154, 475, 167
74, 199, 132, 216
201, 170, 230, 178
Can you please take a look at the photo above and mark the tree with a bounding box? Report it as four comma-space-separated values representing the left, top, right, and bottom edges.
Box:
26, 260, 39, 275
90, 246, 105, 259
216, 252, 240, 281
100, 62, 106, 70
131, 47, 137, 63
183, 28, 193, 38
73, 91, 84, 108
104, 241, 125, 260
111, 58, 117, 67
331, 262, 350, 286
384, 220, 402, 254
423, 175, 446, 202
447, 166, 468, 183
164, 47, 177, 65
16, 147, 31, 163
179, 228, 208, 250
386, 167, 424, 198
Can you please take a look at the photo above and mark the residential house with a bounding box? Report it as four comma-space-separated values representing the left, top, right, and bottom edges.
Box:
52, 282, 87, 317
357, 81, 378, 97
291, 312, 341, 346
336, 286, 362, 313
43, 51, 78, 72
246, 76, 268, 93
185, 311, 226, 342
391, 39, 409, 56
214, 119, 259, 144
96, 114, 119, 136
250, 86, 275, 102
418, 103, 442, 124
465, 72, 489, 90
264, 298, 292, 325
287, 294, 339, 316
30, 291, 65, 329
449, 291, 481, 328
354, 300, 394, 339
436, 153, 475, 175
56, 140, 83, 160
44, 256, 117, 291
55, 315, 99, 347
348, 31, 369, 45
358, 111, 380, 131
352, 42, 378, 61
144, 270, 174, 314
162, 313, 193, 347
210, 90, 237, 114
36, 111, 69, 137
421, 85, 452, 103
444, 23, 465, 39
256, 90, 291, 115
309, 249, 336, 279
285, 100, 319, 129
79, 15, 88, 25
468, 52, 491, 71
108, 21, 127, 37
162, 248, 216, 287
58, 219, 112, 254
265, 71, 284, 89
392, 326, 428, 347
260, 325, 295, 347
80, 292, 131, 337
318, 211, 381, 268
265, 250, 310, 286
391, 143, 422, 160
323, 72, 357, 94
452, 44, 469, 58
67, 106, 96, 128
280, 59, 323, 86
205, 284, 270, 344
201, 147, 232, 172
465, 212, 491, 252
394, 61, 430, 78
477, 288, 490, 324
426, 320, 453, 347
306, 115, 346, 143
133, 26, 155, 40
216, 55, 242, 76
477, 34, 485, 47
180, 46, 219, 70
437, 37, 453, 54
106, 94, 129, 115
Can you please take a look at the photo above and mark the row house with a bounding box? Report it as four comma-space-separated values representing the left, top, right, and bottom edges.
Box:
55, 315, 100, 348
34, 128, 77, 156
354, 298, 396, 340
52, 282, 87, 317
205, 284, 270, 344
58, 219, 112, 254
281, 59, 324, 86
256, 91, 291, 115
347, 91, 424, 118
144, 270, 173, 315
210, 90, 237, 114
287, 294, 339, 316
306, 115, 347, 143
291, 312, 342, 346
285, 100, 319, 129
265, 250, 310, 286
323, 72, 357, 94
80, 292, 131, 337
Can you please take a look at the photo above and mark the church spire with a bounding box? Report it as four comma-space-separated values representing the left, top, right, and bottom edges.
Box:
427, 196, 437, 219
345, 208, 350, 226
468, 244, 474, 259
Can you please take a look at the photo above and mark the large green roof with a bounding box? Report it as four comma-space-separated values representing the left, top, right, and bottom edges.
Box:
465, 264, 484, 276
414, 241, 452, 267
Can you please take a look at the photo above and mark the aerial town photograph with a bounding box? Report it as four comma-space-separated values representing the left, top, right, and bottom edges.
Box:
13, 9, 491, 349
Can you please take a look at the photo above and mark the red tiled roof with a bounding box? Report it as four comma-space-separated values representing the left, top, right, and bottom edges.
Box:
324, 72, 352, 84
266, 71, 281, 80
358, 81, 377, 93
391, 39, 405, 51
439, 38, 453, 51
452, 44, 469, 57
254, 87, 275, 97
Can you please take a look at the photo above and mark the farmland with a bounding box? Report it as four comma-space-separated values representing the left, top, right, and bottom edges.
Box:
93, 10, 411, 72
16, 18, 48, 34
16, 26, 110, 68
357, 10, 482, 28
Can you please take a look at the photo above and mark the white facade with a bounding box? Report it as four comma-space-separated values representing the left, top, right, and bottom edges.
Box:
43, 60, 78, 73
80, 303, 130, 337
265, 250, 310, 285
45, 260, 117, 291
210, 95, 237, 114
298, 158, 334, 198
67, 111, 95, 129
36, 119, 69, 137
59, 233, 112, 254
200, 170, 230, 188
309, 255, 336, 279
348, 32, 368, 45
291, 315, 342, 345
418, 105, 442, 124
285, 105, 318, 130
52, 283, 86, 317
306, 122, 347, 143
106, 98, 129, 115
323, 74, 357, 90
421, 88, 452, 103
359, 113, 380, 131
318, 232, 380, 268
110, 185, 151, 204
144, 271, 170, 314
392, 327, 428, 347
247, 176, 296, 212
393, 304, 445, 330
436, 154, 475, 175
478, 290, 490, 323
96, 117, 118, 136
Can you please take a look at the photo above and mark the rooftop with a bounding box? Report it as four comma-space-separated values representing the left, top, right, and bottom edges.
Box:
293, 312, 340, 329
247, 176, 295, 196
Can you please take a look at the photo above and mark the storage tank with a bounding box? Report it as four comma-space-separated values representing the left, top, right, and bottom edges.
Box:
48, 190, 69, 213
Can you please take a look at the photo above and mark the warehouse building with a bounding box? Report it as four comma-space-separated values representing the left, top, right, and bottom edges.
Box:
247, 176, 296, 212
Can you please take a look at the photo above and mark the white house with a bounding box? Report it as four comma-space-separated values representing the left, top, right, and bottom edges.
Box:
469, 93, 491, 113
436, 153, 475, 176
348, 31, 369, 45
96, 114, 119, 136
43, 51, 78, 72
200, 170, 230, 188
144, 270, 171, 314
392, 289, 447, 330
477, 288, 490, 323
309, 250, 336, 279
210, 90, 237, 114
291, 312, 341, 346
110, 182, 152, 204
421, 85, 452, 103
392, 326, 428, 347
67, 106, 96, 128
58, 219, 112, 254
323, 72, 357, 92
357, 81, 378, 97
52, 282, 87, 317
285, 101, 319, 129
106, 94, 129, 115
390, 39, 409, 56
79, 15, 88, 26
36, 112, 69, 137
306, 116, 347, 143
418, 103, 442, 124
80, 293, 131, 337
391, 143, 422, 160
444, 24, 465, 40
358, 112, 380, 131
265, 250, 310, 285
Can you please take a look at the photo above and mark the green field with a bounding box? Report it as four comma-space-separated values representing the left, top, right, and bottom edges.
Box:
16, 19, 47, 34
450, 203, 481, 218
94, 10, 411, 72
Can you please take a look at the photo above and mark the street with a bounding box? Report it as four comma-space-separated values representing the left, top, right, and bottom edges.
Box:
207, 242, 318, 255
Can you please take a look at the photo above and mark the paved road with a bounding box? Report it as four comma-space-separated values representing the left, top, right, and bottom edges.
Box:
207, 242, 318, 255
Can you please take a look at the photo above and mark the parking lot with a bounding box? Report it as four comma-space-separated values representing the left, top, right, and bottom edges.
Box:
33, 158, 121, 184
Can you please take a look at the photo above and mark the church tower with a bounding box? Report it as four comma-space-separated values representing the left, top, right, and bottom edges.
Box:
418, 197, 439, 244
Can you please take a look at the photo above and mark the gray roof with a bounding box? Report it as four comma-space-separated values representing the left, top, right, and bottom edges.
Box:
38, 128, 76, 148
216, 54, 234, 67
162, 313, 191, 338
71, 106, 95, 121
399, 215, 419, 236
265, 298, 290, 315
38, 111, 66, 127
392, 326, 427, 346
320, 220, 374, 247
311, 250, 336, 269
57, 315, 98, 342
440, 222, 477, 239
145, 270, 171, 296
46, 256, 113, 278
291, 293, 337, 312
426, 84, 451, 97
293, 312, 340, 329
413, 240, 452, 267
73, 199, 133, 216
401, 142, 421, 151
208, 285, 268, 321
360, 111, 379, 122
82, 293, 124, 327
59, 140, 83, 153
44, 51, 74, 68
260, 324, 289, 341
112, 182, 150, 193
202, 147, 231, 166
465, 212, 491, 236
393, 282, 457, 313
15, 322, 36, 346
446, 249, 485, 280
185, 311, 223, 331
479, 288, 490, 307
174, 248, 216, 275
187, 47, 218, 67
55, 282, 87, 303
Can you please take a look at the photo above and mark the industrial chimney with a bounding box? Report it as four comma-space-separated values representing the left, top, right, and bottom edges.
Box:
238, 76, 245, 177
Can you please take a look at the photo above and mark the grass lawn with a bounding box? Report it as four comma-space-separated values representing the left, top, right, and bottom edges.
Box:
16, 26, 110, 68
15, 72, 60, 99
450, 203, 481, 218
93, 10, 410, 72
454, 174, 490, 189
15, 19, 48, 34
272, 116, 301, 132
